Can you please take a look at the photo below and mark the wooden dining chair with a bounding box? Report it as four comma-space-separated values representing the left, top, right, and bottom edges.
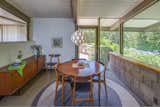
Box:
54, 64, 72, 104
46, 54, 60, 72
71, 76, 94, 106
93, 61, 107, 105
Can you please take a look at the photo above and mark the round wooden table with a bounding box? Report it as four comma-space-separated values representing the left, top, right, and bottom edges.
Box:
57, 60, 105, 105
58, 60, 105, 77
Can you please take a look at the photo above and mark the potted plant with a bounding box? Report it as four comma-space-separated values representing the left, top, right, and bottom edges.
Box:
31, 45, 42, 56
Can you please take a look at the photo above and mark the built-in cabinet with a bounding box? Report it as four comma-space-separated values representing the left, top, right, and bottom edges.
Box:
0, 55, 45, 96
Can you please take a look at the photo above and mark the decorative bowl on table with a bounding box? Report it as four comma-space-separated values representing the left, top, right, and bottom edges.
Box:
78, 61, 89, 68
72, 61, 89, 69
78, 63, 84, 66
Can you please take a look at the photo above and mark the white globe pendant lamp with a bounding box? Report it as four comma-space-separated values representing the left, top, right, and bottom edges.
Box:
71, 30, 85, 46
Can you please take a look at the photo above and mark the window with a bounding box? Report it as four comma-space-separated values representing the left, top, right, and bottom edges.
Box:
123, 30, 160, 68
100, 30, 120, 63
0, 7, 27, 42
77, 18, 121, 63
100, 18, 120, 63
123, 1, 160, 68
78, 28, 97, 61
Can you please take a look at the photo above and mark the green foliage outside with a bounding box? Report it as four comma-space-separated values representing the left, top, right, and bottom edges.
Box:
124, 49, 160, 68
81, 29, 96, 43
124, 32, 160, 51
80, 29, 160, 68
100, 31, 160, 68
123, 32, 160, 68
100, 31, 120, 64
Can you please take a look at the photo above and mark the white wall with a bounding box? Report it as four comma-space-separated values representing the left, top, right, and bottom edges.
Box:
32, 18, 75, 62
0, 41, 35, 67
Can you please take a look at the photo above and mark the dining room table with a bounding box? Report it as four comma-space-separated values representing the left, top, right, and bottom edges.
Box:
57, 59, 106, 105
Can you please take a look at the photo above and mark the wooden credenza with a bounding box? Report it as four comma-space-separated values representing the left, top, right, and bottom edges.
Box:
0, 55, 46, 96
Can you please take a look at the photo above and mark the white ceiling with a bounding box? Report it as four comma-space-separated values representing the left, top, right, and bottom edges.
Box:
78, 18, 98, 26
0, 7, 26, 23
6, 0, 72, 18
5, 0, 144, 19
0, 17, 25, 25
124, 19, 159, 28
124, 1, 160, 28
134, 1, 160, 20
78, 0, 143, 18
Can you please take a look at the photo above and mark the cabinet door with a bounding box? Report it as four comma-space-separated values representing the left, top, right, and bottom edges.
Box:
0, 72, 12, 95
23, 59, 35, 82
38, 56, 45, 72
10, 71, 24, 93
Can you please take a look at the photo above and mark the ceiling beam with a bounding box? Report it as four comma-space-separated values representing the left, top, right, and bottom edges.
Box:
71, 0, 78, 26
0, 0, 30, 23
110, 0, 159, 30
0, 16, 26, 25
124, 27, 145, 32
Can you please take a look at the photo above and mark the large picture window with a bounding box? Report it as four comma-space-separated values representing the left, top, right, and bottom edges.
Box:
123, 31, 160, 68
123, 2, 160, 68
0, 7, 27, 42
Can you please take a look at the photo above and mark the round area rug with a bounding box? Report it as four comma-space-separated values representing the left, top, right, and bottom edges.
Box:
32, 79, 140, 107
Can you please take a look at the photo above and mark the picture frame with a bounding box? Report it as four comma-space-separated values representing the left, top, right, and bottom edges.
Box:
53, 37, 63, 48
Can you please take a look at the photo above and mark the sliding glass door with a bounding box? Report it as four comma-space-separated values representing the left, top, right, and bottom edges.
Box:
78, 28, 97, 61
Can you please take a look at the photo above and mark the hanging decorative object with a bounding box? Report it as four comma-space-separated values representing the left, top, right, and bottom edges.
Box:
71, 30, 85, 46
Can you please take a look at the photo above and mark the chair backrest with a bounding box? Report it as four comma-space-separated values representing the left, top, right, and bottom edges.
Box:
72, 58, 86, 61
97, 61, 107, 81
49, 54, 54, 63
49, 54, 60, 63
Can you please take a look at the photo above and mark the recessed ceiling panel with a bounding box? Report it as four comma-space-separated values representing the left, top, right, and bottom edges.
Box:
78, 18, 98, 26
78, 0, 143, 18
135, 1, 160, 20
100, 19, 119, 27
6, 0, 72, 18
124, 19, 159, 28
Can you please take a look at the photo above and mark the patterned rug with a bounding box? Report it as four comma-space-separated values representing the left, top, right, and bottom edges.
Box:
32, 79, 140, 107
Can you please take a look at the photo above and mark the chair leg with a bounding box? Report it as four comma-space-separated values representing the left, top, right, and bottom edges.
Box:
103, 81, 108, 105
90, 81, 94, 106
45, 67, 48, 72
98, 75, 101, 106
71, 89, 74, 106
72, 77, 76, 106
89, 88, 92, 106
54, 81, 59, 104
62, 74, 65, 105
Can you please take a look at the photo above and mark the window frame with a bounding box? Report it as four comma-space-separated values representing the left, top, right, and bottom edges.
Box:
0, 0, 30, 42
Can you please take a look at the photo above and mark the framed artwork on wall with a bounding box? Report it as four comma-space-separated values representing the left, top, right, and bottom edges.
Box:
53, 37, 63, 48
